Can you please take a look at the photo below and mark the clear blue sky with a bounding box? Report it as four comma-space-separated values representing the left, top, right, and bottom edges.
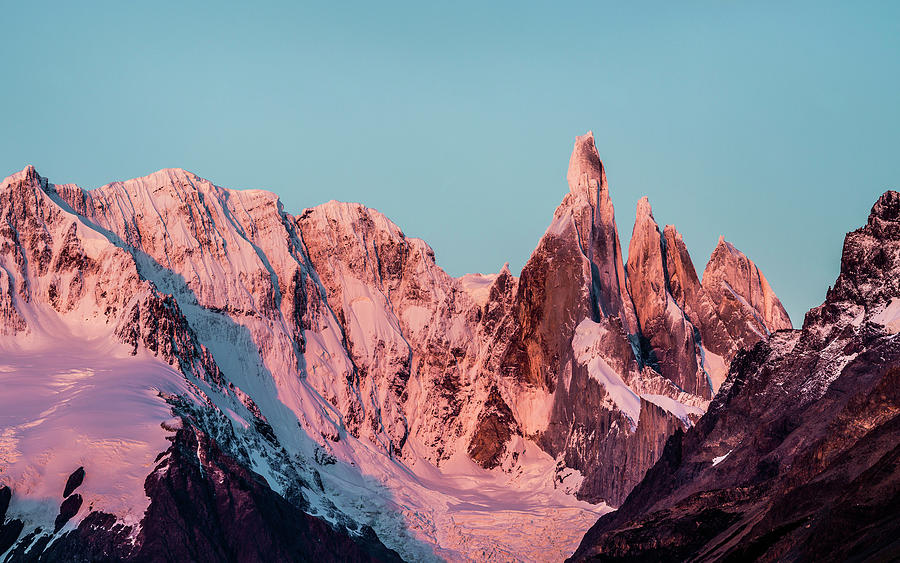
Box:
2, 2, 898, 324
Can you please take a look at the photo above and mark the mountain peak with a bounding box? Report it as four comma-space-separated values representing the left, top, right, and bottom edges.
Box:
635, 196, 654, 220
566, 131, 606, 197
2, 165, 42, 187
631, 197, 660, 243
713, 235, 741, 257
663, 224, 684, 244
806, 189, 900, 330
867, 190, 900, 235
140, 167, 201, 186
703, 236, 792, 333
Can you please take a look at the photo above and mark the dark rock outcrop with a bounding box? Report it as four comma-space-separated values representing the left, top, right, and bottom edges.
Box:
468, 387, 519, 469
131, 424, 402, 562
63, 466, 86, 498
54, 494, 83, 532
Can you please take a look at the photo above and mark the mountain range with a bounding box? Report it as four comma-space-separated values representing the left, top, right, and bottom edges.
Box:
0, 133, 894, 562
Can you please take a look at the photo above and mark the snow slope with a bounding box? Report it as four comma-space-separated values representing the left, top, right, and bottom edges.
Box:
0, 302, 197, 527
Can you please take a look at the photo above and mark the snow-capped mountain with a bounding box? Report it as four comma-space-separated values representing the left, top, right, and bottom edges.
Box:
570, 190, 900, 562
0, 133, 789, 561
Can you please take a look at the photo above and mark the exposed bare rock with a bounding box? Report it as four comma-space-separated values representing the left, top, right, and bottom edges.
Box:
663, 225, 736, 363
468, 386, 519, 469
626, 198, 708, 398
54, 494, 82, 532
63, 467, 85, 498
805, 190, 900, 341
566, 131, 639, 334
0, 265, 24, 334
702, 236, 792, 350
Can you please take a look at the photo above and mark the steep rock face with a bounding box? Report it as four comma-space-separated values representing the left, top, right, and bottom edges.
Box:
624, 198, 790, 398
702, 236, 792, 349
487, 136, 716, 505
626, 198, 707, 398
565, 132, 639, 333
663, 226, 736, 363
805, 190, 900, 339
297, 201, 489, 463
291, 133, 717, 507
570, 191, 900, 562
489, 140, 645, 500
0, 266, 24, 334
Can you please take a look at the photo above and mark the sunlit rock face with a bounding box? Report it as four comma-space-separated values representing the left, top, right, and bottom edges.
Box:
0, 133, 790, 559
662, 225, 736, 363
624, 198, 791, 400
626, 198, 707, 398
570, 191, 900, 563
565, 131, 639, 334
702, 235, 793, 346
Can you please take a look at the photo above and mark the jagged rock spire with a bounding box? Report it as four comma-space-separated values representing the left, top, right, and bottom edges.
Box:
702, 236, 792, 346
567, 131, 607, 200
662, 225, 736, 364
564, 132, 638, 334
626, 197, 709, 398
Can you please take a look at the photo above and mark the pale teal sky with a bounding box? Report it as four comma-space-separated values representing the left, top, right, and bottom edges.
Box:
2, 2, 898, 324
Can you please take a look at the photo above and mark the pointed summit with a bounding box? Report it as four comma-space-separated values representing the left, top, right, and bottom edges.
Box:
2, 165, 42, 188
661, 225, 737, 389
702, 237, 792, 344
557, 131, 638, 333
627, 197, 708, 397
634, 196, 655, 224
567, 131, 607, 197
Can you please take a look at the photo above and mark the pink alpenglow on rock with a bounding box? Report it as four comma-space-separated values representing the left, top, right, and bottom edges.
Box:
702, 236, 792, 348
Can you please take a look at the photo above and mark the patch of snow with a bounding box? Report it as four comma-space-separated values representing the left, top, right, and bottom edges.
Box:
504, 385, 555, 437
712, 449, 732, 466
641, 394, 705, 426
401, 305, 432, 335
573, 318, 641, 428
872, 297, 900, 333
327, 437, 612, 562
701, 347, 729, 393
457, 273, 498, 307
